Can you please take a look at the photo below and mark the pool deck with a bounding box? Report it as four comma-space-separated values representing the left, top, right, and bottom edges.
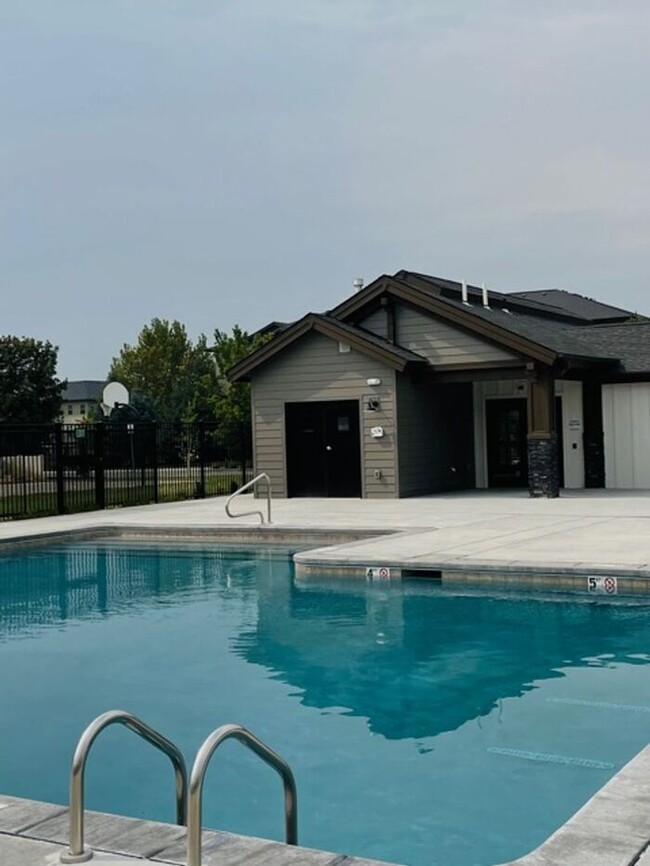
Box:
2, 489, 650, 583
2, 489, 650, 865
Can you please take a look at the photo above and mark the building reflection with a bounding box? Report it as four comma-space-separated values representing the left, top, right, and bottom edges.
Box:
2, 545, 648, 743
234, 570, 650, 740
0, 544, 263, 638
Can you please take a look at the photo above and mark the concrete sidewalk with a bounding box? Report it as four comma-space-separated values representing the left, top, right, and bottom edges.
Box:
1, 489, 650, 578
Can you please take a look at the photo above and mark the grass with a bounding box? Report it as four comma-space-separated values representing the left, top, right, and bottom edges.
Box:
0, 468, 252, 520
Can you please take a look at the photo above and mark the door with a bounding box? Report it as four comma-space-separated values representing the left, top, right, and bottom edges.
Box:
286, 401, 362, 497
486, 398, 528, 488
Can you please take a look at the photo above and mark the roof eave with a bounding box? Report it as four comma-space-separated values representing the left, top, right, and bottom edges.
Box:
228, 312, 424, 381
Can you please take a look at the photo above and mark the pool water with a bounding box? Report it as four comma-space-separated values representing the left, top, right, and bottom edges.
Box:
0, 543, 649, 866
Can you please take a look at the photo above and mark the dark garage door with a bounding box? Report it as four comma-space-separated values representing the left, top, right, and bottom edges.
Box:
286, 401, 362, 497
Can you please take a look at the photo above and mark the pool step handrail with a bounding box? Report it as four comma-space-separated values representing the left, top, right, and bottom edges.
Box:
225, 472, 272, 524
59, 710, 188, 864
187, 723, 297, 866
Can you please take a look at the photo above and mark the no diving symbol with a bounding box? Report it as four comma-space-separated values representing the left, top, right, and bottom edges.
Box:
366, 566, 391, 580
587, 575, 618, 595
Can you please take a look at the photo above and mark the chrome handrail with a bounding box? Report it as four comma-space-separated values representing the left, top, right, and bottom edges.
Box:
59, 710, 188, 864
225, 472, 272, 524
187, 723, 297, 866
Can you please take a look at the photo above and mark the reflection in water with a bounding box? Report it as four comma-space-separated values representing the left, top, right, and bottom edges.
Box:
0, 543, 263, 639
1, 544, 650, 866
233, 574, 650, 740
2, 545, 649, 745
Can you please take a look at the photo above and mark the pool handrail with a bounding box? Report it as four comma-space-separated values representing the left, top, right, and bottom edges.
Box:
187, 723, 297, 866
225, 472, 272, 524
59, 709, 188, 863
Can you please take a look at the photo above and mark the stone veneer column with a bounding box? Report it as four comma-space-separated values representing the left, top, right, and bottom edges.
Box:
528, 435, 560, 498
527, 364, 559, 498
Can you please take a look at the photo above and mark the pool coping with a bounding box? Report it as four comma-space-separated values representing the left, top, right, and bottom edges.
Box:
1, 744, 649, 865
0, 794, 401, 865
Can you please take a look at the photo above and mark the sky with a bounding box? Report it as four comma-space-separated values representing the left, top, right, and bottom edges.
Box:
2, 0, 649, 379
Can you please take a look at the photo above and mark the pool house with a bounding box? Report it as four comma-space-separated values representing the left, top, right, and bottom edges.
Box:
229, 271, 650, 498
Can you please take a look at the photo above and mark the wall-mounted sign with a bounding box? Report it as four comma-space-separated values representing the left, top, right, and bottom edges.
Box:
568, 419, 582, 432
366, 567, 391, 580
370, 426, 384, 438
587, 576, 617, 595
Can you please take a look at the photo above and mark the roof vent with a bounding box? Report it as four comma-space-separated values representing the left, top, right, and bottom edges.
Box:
353, 277, 364, 292
482, 283, 490, 309
461, 280, 469, 305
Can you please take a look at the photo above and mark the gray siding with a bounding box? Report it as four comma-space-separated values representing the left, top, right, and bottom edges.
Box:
251, 332, 397, 498
397, 374, 476, 496
358, 308, 388, 339
395, 304, 519, 366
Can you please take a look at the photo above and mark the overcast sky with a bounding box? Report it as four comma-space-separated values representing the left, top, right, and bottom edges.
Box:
2, 1, 649, 379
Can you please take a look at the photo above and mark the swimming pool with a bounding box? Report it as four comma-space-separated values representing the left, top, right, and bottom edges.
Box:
0, 541, 649, 866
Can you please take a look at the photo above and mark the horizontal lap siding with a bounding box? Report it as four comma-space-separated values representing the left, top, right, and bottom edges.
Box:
251, 332, 397, 498
396, 305, 519, 366
358, 309, 388, 339
396, 375, 437, 495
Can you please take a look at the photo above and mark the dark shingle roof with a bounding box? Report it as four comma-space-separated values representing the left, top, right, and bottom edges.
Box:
397, 271, 635, 324
567, 322, 650, 374
509, 289, 633, 323
428, 294, 620, 362
62, 380, 105, 402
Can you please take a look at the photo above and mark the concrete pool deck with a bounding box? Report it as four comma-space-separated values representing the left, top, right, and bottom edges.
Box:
2, 489, 650, 583
2, 489, 650, 864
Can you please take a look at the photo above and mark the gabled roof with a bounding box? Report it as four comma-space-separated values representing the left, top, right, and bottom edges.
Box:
228, 313, 427, 382
62, 380, 105, 402
331, 275, 567, 365
232, 269, 648, 380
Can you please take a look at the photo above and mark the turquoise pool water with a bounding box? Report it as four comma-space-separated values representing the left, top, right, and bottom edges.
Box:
0, 543, 649, 866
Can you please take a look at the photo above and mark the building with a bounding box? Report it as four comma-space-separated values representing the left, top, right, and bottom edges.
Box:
60, 380, 105, 424
229, 271, 650, 498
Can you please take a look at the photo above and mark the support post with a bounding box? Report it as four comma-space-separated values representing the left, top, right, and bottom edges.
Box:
527, 365, 559, 498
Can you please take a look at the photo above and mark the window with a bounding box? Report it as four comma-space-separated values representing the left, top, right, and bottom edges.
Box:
80, 404, 86, 415
67, 404, 73, 415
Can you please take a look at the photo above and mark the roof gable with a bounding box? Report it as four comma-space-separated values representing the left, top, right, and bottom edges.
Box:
228, 313, 427, 381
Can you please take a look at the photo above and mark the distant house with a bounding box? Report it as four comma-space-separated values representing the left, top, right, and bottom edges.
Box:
229, 270, 650, 498
60, 380, 105, 424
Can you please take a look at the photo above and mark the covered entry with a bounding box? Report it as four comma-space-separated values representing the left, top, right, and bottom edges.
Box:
286, 401, 362, 497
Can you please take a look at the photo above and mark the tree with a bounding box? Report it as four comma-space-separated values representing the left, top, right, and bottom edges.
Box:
210, 325, 270, 460
0, 336, 65, 423
108, 319, 216, 423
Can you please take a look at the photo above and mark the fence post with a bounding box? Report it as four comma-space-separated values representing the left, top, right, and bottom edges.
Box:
94, 423, 106, 509
199, 423, 206, 498
152, 423, 159, 503
54, 424, 65, 514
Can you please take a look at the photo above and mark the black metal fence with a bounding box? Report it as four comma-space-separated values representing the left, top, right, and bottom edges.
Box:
0, 422, 253, 521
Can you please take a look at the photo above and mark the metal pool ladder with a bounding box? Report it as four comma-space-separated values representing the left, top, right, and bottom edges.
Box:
60, 712, 297, 865
59, 710, 188, 863
187, 723, 297, 866
225, 471, 272, 524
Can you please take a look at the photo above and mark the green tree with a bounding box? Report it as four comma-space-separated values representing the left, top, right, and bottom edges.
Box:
108, 319, 216, 423
210, 325, 270, 460
0, 336, 65, 423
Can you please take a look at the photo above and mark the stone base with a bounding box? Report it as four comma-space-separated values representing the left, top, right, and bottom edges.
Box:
528, 435, 559, 498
